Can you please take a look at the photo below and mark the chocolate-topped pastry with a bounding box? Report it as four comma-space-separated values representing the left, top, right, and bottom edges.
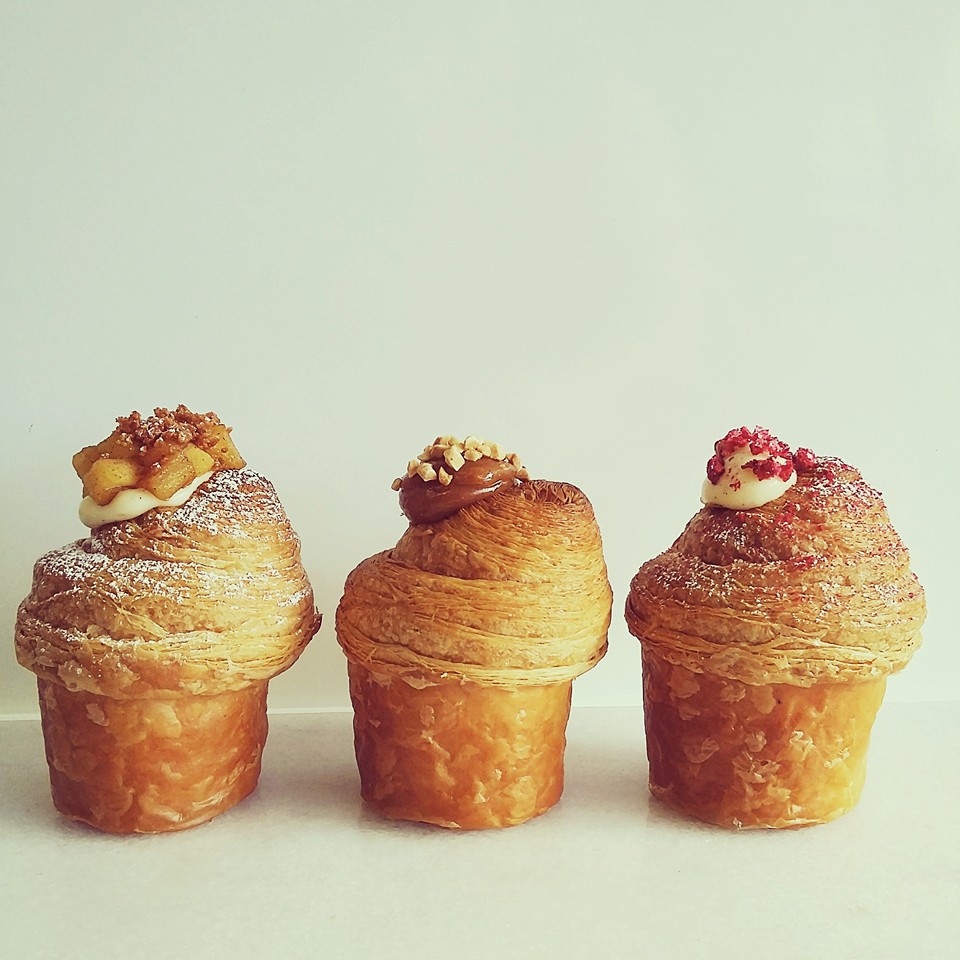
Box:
337, 435, 611, 829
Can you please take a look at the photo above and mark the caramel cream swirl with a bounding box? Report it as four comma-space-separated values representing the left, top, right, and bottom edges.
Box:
392, 435, 529, 524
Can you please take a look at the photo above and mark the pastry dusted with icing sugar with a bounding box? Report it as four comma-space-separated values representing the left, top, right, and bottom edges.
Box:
625, 426, 925, 829
336, 435, 612, 829
15, 407, 320, 834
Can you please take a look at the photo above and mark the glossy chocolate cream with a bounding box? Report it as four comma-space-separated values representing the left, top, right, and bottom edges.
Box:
399, 456, 521, 523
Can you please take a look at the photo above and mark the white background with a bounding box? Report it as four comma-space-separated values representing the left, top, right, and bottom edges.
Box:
2, 0, 958, 717
2, 6, 958, 960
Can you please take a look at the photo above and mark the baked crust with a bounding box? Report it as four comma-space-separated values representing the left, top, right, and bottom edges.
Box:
336, 479, 611, 828
17, 468, 318, 699
338, 480, 610, 687
347, 665, 571, 829
626, 458, 924, 688
641, 649, 887, 828
16, 468, 320, 832
37, 678, 268, 834
625, 456, 926, 828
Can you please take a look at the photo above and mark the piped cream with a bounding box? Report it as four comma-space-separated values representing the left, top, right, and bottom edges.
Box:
79, 472, 213, 529
701, 427, 797, 510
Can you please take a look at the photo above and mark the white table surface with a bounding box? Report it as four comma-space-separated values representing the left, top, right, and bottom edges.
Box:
2, 703, 957, 960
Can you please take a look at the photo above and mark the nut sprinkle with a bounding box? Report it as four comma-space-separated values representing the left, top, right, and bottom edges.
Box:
393, 435, 529, 524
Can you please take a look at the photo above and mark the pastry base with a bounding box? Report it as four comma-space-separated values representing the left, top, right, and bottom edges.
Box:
641, 649, 887, 829
348, 662, 572, 829
37, 678, 268, 834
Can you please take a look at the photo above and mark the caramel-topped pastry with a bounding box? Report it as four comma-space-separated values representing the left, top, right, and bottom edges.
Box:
15, 406, 320, 833
337, 435, 611, 829
625, 426, 925, 829
73, 405, 245, 527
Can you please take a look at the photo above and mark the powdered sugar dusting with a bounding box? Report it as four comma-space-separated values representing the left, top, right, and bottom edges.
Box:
36, 541, 280, 605
164, 468, 290, 539
28, 466, 310, 616
16, 464, 320, 701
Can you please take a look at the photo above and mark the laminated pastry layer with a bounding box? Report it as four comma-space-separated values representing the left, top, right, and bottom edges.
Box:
16, 468, 320, 699
337, 480, 612, 687
625, 458, 925, 687
348, 665, 570, 828
37, 677, 268, 833
640, 647, 887, 828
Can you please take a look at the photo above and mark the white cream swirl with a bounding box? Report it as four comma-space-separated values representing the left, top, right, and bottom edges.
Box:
701, 446, 795, 510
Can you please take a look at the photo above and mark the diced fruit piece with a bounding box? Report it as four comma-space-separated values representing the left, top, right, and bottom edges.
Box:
196, 423, 246, 469
219, 439, 246, 469
72, 445, 102, 478
97, 429, 137, 460
83, 458, 141, 506
182, 443, 215, 476
75, 408, 246, 506
141, 451, 196, 501
138, 435, 185, 467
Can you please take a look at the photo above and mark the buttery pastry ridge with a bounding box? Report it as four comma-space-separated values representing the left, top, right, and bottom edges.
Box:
336, 435, 612, 829
625, 426, 925, 829
15, 406, 320, 833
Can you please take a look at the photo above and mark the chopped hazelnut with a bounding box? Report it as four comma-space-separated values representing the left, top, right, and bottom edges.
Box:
390, 477, 402, 491
401, 434, 524, 490
444, 447, 465, 471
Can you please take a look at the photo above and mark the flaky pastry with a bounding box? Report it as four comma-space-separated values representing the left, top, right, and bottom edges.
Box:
15, 409, 320, 833
336, 435, 611, 829
625, 427, 925, 828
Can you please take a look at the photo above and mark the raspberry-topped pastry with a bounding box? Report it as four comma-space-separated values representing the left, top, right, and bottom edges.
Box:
16, 406, 320, 833
625, 426, 925, 828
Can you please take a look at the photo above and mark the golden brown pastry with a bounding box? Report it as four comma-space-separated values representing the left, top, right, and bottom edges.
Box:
625, 426, 925, 829
15, 406, 320, 833
336, 435, 612, 829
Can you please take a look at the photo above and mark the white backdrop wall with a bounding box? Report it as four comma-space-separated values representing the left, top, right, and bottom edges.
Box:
2, 1, 958, 715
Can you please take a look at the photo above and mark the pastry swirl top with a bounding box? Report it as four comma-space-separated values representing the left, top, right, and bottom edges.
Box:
16, 468, 320, 699
626, 456, 925, 687
337, 479, 612, 687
